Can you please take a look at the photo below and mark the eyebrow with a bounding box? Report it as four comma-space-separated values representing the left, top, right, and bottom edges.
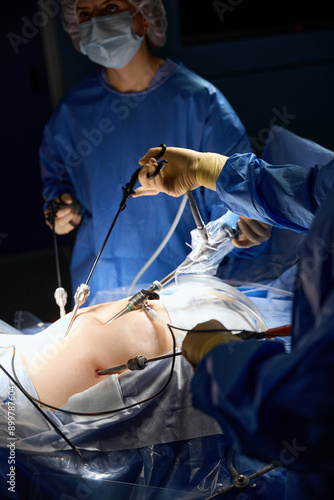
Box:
76, 0, 118, 10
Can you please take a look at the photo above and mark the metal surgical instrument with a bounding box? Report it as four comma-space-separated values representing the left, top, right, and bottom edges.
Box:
97, 351, 182, 376
206, 446, 276, 499
104, 281, 162, 324
64, 144, 168, 337
187, 191, 209, 244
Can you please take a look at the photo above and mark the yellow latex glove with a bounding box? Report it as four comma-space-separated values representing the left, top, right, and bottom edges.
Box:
133, 147, 228, 197
182, 320, 242, 370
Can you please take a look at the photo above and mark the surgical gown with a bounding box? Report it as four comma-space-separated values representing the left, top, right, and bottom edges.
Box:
40, 59, 251, 301
191, 153, 334, 499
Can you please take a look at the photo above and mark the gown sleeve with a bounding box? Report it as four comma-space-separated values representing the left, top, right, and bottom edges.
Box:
196, 85, 252, 222
216, 152, 334, 231
190, 172, 334, 473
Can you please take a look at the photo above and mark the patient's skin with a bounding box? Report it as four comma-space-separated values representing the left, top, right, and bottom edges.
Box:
22, 299, 172, 408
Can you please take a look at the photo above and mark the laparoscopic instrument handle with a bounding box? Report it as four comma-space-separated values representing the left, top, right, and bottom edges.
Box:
146, 143, 168, 180
104, 281, 162, 325
119, 144, 168, 208
120, 167, 142, 211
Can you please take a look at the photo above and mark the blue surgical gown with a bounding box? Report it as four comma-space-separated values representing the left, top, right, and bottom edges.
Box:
191, 153, 334, 499
39, 60, 251, 301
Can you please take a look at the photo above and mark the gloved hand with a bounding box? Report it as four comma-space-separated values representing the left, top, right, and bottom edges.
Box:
233, 216, 272, 249
44, 193, 81, 235
182, 320, 242, 370
133, 147, 228, 198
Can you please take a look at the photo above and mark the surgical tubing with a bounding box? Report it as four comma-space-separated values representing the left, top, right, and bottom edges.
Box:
144, 304, 187, 341
210, 290, 267, 332
225, 280, 294, 297
175, 275, 268, 332
129, 194, 188, 293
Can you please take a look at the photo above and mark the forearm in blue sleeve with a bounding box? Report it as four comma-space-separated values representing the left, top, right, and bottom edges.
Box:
191, 320, 334, 473
39, 144, 75, 203
216, 153, 334, 232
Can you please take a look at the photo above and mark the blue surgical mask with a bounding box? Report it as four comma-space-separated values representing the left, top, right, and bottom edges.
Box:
79, 11, 144, 69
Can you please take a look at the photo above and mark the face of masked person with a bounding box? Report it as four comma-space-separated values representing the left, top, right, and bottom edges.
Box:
79, 10, 144, 68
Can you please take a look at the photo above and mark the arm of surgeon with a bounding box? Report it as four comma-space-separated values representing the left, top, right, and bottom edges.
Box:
20, 299, 173, 408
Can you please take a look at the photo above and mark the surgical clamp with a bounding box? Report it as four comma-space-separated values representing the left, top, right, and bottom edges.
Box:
206, 446, 276, 499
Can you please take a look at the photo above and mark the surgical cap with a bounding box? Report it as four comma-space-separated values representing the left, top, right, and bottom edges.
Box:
62, 0, 167, 52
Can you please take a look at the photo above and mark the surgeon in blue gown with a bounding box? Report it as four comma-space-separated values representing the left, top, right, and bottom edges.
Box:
40, 0, 254, 303
134, 146, 334, 499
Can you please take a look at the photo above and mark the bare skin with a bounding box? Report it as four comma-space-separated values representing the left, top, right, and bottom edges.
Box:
21, 299, 172, 408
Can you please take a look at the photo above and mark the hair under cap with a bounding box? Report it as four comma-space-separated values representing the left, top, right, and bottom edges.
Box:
62, 0, 167, 52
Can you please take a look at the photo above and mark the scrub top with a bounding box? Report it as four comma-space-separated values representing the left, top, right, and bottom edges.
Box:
40, 60, 251, 301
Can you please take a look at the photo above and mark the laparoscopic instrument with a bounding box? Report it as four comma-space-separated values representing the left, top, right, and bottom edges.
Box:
100, 214, 237, 328
97, 323, 291, 377
62, 145, 168, 337
45, 143, 238, 337
205, 446, 276, 499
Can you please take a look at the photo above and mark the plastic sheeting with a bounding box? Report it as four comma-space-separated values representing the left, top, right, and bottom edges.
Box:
0, 438, 287, 499
0, 278, 292, 499
175, 211, 239, 279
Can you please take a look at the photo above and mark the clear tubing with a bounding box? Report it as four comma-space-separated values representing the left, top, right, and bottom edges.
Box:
174, 274, 268, 332
128, 194, 188, 294
209, 290, 266, 332
143, 304, 187, 341
222, 280, 294, 297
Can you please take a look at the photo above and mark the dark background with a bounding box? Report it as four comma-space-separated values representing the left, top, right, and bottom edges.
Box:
1, 0, 334, 324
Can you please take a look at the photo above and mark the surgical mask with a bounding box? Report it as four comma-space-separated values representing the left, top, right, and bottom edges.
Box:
79, 11, 144, 69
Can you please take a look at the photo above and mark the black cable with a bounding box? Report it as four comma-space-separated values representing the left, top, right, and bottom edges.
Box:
45, 200, 62, 288
0, 320, 280, 457
0, 348, 84, 461
52, 228, 62, 289
7, 324, 178, 418
0, 325, 177, 456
